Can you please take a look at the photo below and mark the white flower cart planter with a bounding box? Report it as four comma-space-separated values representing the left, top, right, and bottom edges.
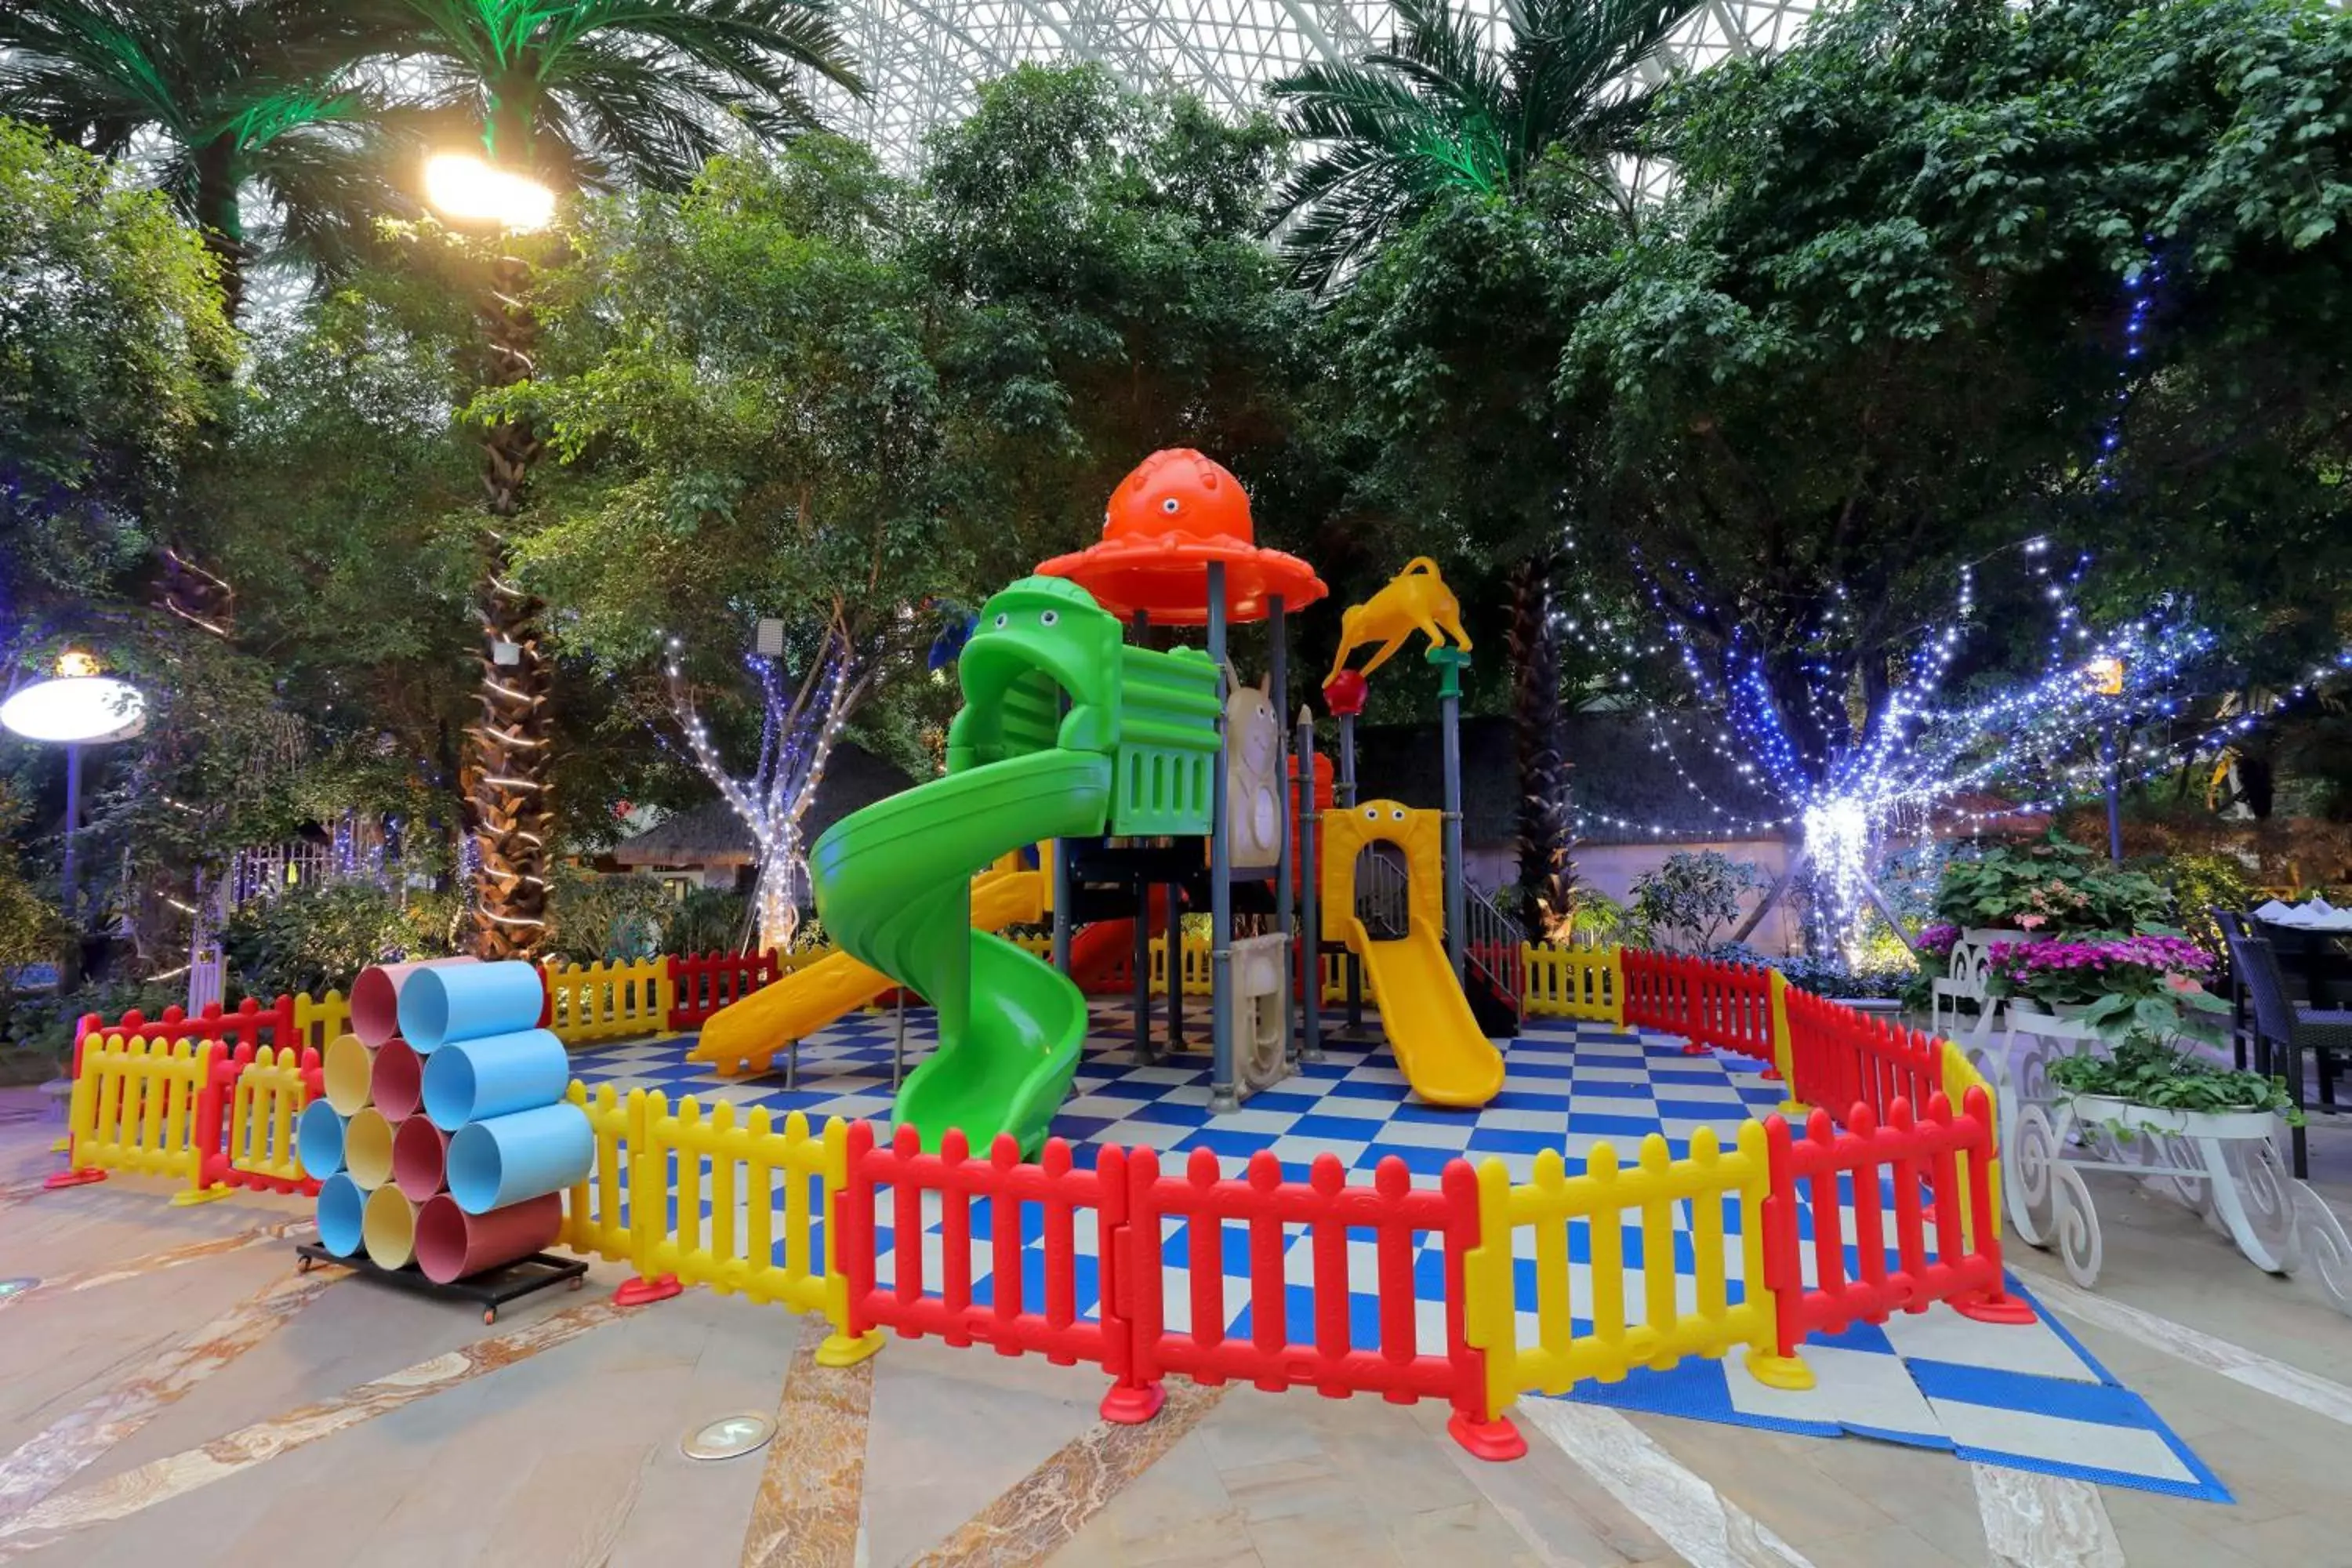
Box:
1972, 1012, 2352, 1315
1931, 927, 2039, 1045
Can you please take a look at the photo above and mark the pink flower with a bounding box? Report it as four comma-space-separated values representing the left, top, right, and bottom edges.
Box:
2016, 913, 2048, 930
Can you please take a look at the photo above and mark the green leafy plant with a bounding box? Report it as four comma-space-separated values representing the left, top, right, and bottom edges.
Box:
1984, 934, 2231, 1046
545, 866, 677, 966
2158, 851, 2257, 956
1632, 851, 1765, 953
2047, 1033, 2302, 1124
1933, 833, 2174, 935
220, 882, 458, 1000
1563, 890, 1638, 948
664, 887, 748, 956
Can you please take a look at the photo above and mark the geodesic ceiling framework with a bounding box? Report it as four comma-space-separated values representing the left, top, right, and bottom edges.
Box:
809, 0, 1820, 171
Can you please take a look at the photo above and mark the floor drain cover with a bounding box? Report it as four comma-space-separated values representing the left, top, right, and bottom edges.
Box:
681, 1413, 775, 1461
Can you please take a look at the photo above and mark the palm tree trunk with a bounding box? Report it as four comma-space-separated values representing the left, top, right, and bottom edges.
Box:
467, 253, 552, 959
1507, 552, 1576, 938
191, 138, 245, 324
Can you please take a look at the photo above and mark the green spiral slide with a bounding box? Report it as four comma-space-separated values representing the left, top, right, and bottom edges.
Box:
808, 576, 1221, 1156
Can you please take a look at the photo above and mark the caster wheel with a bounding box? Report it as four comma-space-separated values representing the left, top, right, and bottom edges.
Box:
483, 1308, 497, 1325
568, 1277, 584, 1290
297, 1257, 313, 1274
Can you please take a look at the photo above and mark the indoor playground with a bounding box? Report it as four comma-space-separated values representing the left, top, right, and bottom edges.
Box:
24, 451, 2238, 1566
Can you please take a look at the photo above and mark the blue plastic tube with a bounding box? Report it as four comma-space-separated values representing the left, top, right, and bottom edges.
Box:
422, 1027, 570, 1131
397, 960, 546, 1052
446, 1103, 593, 1214
317, 1171, 365, 1256
297, 1098, 347, 1180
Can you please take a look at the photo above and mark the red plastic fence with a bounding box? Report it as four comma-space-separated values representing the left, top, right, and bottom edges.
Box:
839, 1123, 1137, 1380
73, 997, 298, 1079
666, 949, 782, 1029
191, 1043, 325, 1196
837, 1123, 1524, 1457
1760, 1088, 2029, 1353
1781, 987, 1939, 1129
1621, 953, 1773, 1061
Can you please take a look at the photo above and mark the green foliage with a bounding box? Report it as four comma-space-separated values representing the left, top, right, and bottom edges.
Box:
391, 0, 859, 191
1, 976, 183, 1083
666, 887, 748, 956
0, 0, 419, 311
1631, 851, 1766, 952
1554, 0, 2352, 775
1564, 890, 1637, 948
0, 118, 231, 610
1933, 833, 2176, 934
1265, 0, 1703, 293
2158, 852, 2259, 954
544, 866, 675, 965
2048, 1033, 2302, 1124
220, 882, 460, 1000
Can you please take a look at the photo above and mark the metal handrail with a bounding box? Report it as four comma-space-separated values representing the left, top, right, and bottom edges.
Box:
1464, 883, 1525, 1003
1354, 848, 1411, 941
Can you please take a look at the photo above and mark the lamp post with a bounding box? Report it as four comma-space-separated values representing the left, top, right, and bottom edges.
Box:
0, 653, 146, 935
2082, 656, 2126, 862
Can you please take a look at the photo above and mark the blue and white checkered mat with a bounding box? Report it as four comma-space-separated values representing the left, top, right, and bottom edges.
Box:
569, 1011, 2225, 1501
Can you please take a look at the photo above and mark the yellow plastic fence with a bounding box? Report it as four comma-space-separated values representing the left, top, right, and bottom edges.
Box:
222, 1045, 310, 1188
1148, 936, 1215, 996
293, 989, 350, 1052
64, 1035, 216, 1193
1463, 1122, 1784, 1416
543, 956, 671, 1044
1938, 1041, 2002, 1242
1521, 944, 1624, 1023
558, 1081, 880, 1363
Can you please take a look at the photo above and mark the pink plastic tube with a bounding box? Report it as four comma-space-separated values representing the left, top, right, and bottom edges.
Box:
392, 1115, 449, 1202
351, 956, 479, 1047
372, 1040, 425, 1122
413, 1192, 563, 1285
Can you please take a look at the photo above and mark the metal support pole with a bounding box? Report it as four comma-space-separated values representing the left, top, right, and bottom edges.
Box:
60, 742, 81, 930
1297, 706, 1323, 1064
1131, 607, 1152, 1061
2104, 720, 2124, 863
1431, 648, 1468, 980
1165, 867, 1183, 1054
1207, 561, 1236, 1114
1337, 710, 1362, 1030
891, 989, 906, 1091
1269, 595, 1294, 1066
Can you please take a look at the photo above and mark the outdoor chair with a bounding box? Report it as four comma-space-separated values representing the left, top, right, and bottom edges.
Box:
2230, 931, 2352, 1178
2214, 908, 2252, 1068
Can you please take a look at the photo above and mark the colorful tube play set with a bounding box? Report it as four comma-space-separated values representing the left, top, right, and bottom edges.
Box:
282, 959, 588, 1292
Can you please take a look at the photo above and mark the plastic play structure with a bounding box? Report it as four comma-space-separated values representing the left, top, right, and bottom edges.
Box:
693, 447, 1519, 1152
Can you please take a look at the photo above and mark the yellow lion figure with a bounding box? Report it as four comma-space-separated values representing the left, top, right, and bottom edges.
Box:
1326, 557, 1472, 684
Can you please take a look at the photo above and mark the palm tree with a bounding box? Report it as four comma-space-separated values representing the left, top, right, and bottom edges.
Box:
1270, 0, 1697, 939
0, 0, 416, 321
388, 0, 862, 959
1265, 0, 1703, 296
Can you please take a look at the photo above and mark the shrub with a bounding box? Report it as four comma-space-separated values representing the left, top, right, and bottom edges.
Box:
545, 866, 676, 964
1632, 851, 1766, 952
665, 887, 749, 955
2157, 852, 2256, 956
1933, 832, 2173, 935
220, 882, 459, 1000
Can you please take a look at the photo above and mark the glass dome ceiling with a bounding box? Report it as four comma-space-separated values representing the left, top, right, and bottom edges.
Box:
812, 0, 1820, 169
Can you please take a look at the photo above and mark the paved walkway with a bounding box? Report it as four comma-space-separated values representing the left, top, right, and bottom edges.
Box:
4, 1065, 2352, 1566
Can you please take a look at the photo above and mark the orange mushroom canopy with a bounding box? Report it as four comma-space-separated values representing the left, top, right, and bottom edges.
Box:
1036, 449, 1327, 626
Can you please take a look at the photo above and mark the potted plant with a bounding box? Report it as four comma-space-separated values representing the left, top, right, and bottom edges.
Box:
1933, 833, 2175, 944
2047, 1032, 2303, 1138
1984, 933, 2231, 1037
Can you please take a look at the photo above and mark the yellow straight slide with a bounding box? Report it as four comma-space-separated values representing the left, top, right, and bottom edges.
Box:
1350, 921, 1505, 1107
688, 865, 1047, 1077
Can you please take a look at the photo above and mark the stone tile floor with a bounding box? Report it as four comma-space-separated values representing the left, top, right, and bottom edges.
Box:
5, 1070, 2352, 1566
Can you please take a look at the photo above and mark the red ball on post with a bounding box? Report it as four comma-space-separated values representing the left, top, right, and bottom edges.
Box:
1323, 667, 1368, 717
